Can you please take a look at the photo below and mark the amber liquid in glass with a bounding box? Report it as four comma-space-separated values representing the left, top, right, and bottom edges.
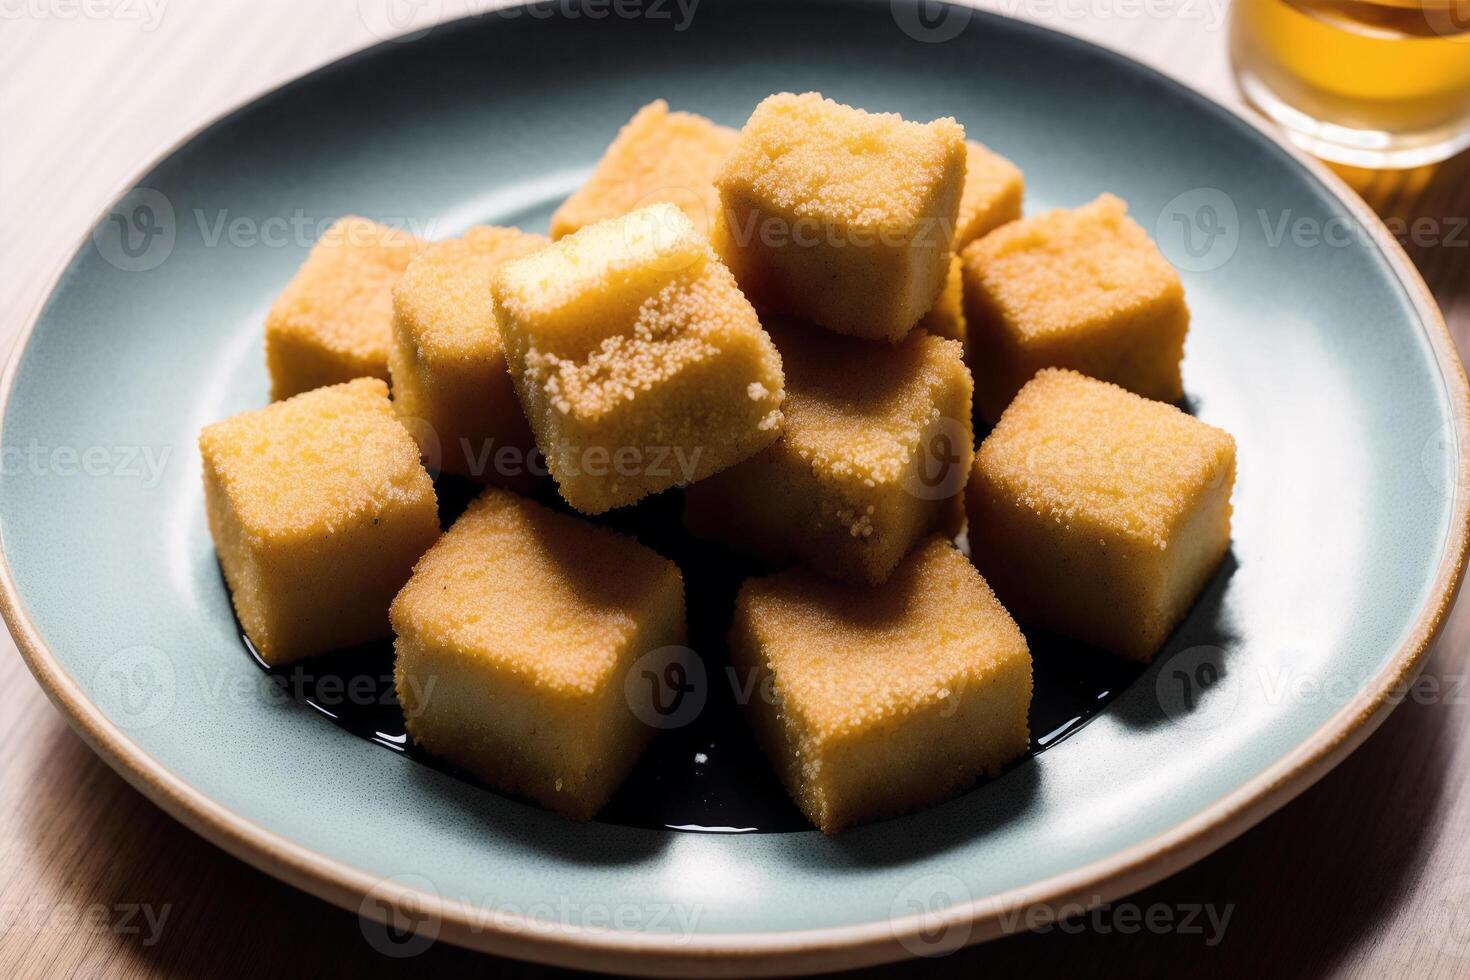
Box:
1231, 0, 1470, 167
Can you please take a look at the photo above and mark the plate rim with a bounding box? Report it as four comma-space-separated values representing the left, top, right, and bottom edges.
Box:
3, 3, 1468, 975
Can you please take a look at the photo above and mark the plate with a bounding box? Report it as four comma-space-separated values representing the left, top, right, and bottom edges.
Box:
4, 1, 1467, 974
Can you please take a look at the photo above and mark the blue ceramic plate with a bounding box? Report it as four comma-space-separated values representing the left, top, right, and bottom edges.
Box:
4, 1, 1467, 974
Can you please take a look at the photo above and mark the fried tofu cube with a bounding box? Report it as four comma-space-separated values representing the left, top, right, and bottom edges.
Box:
953, 140, 1024, 250
917, 256, 966, 345
967, 369, 1235, 662
961, 193, 1188, 421
199, 379, 440, 665
715, 92, 966, 342
388, 226, 547, 482
730, 537, 1032, 834
491, 203, 785, 514
550, 100, 738, 241
391, 488, 686, 820
685, 321, 971, 586
914, 142, 1023, 348
265, 217, 427, 401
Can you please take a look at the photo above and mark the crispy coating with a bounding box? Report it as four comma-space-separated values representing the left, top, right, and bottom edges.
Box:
917, 255, 966, 345
716, 92, 967, 341
391, 488, 686, 819
550, 100, 738, 241
265, 217, 426, 400
730, 537, 1032, 833
953, 140, 1024, 249
685, 320, 971, 585
389, 226, 546, 481
967, 369, 1236, 661
961, 193, 1188, 420
492, 203, 785, 514
199, 379, 440, 663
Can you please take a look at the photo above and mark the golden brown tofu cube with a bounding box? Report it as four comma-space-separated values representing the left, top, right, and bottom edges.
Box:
550, 100, 738, 241
953, 140, 1024, 250
917, 138, 1025, 351
967, 369, 1235, 662
685, 321, 972, 586
265, 217, 427, 400
199, 379, 441, 665
491, 203, 785, 514
730, 537, 1032, 834
961, 193, 1188, 421
391, 488, 686, 820
388, 226, 547, 483
715, 92, 966, 342
917, 256, 966, 345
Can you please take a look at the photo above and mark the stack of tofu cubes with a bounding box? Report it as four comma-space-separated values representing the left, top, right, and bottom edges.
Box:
200, 92, 1235, 833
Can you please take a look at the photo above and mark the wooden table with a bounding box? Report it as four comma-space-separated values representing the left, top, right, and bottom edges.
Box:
3, 3, 1468, 976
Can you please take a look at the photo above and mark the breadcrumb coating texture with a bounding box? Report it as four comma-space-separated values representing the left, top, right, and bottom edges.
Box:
967, 369, 1235, 661
963, 194, 1180, 340
735, 538, 1026, 740
391, 488, 685, 818
391, 488, 684, 695
199, 378, 440, 664
199, 378, 435, 543
775, 322, 968, 491
917, 256, 966, 344
550, 100, 738, 240
492, 204, 785, 513
730, 538, 1031, 832
953, 140, 1025, 249
714, 93, 967, 342
265, 216, 426, 400
717, 92, 964, 230
495, 203, 712, 363
388, 226, 545, 482
684, 321, 970, 585
527, 269, 751, 422
976, 369, 1234, 549
393, 226, 547, 364
960, 193, 1188, 419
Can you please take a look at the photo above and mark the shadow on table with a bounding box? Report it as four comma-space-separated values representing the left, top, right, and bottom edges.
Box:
848, 617, 1464, 980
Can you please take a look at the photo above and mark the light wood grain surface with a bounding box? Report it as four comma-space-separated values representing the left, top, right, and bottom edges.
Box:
3, 2, 1470, 976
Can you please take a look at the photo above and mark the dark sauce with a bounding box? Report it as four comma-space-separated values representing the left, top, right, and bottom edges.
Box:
239, 471, 1144, 834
